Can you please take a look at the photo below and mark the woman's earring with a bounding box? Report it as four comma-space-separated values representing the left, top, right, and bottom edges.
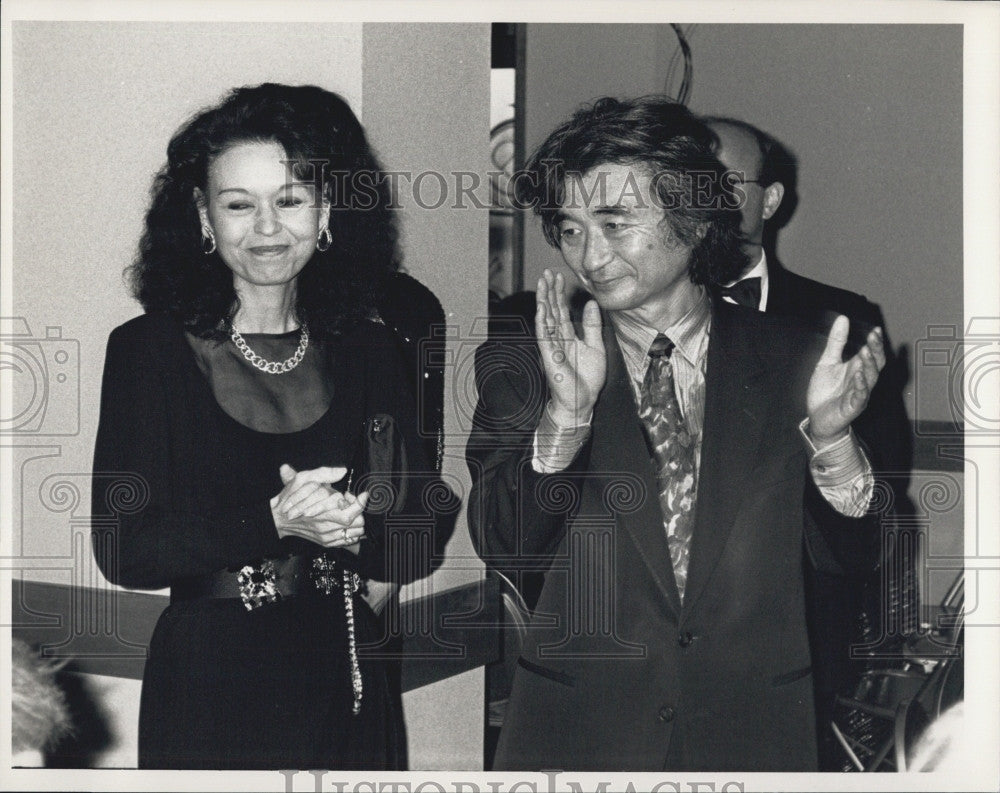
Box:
201, 226, 217, 255
316, 227, 332, 253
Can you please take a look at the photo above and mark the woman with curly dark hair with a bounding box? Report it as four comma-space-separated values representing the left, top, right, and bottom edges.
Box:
91, 83, 430, 769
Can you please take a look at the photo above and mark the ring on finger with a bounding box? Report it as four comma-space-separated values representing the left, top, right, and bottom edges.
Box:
342, 527, 349, 541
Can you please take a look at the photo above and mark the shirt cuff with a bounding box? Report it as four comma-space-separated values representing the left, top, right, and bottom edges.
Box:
532, 401, 593, 473
798, 418, 874, 518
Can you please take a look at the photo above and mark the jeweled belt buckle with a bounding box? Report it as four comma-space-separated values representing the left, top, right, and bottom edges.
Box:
237, 560, 281, 611
311, 554, 363, 595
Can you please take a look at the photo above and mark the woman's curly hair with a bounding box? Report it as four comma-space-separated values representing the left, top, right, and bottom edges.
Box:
129, 83, 400, 341
516, 95, 748, 287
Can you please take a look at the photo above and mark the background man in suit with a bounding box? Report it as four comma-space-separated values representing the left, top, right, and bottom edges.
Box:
468, 97, 886, 771
704, 116, 910, 479
705, 116, 915, 769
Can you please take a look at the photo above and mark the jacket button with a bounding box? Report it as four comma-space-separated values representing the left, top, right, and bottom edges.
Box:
678, 631, 694, 647
657, 706, 675, 722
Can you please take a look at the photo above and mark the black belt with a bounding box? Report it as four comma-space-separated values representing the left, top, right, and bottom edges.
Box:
171, 553, 362, 610
170, 551, 368, 714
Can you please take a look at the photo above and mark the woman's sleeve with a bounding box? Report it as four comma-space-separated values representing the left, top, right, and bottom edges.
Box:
91, 324, 284, 589
356, 324, 459, 584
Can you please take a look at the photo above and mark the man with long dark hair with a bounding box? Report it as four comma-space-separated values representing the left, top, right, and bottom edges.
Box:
468, 96, 886, 770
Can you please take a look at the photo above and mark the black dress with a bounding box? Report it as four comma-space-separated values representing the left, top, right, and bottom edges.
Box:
91, 313, 427, 769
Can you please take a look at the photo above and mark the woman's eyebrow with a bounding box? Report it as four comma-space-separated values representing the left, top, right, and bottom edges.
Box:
216, 184, 314, 195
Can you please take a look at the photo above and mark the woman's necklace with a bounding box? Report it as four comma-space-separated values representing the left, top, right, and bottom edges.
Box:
230, 324, 309, 374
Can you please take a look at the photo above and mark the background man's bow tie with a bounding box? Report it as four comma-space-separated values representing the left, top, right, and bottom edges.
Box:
718, 277, 762, 309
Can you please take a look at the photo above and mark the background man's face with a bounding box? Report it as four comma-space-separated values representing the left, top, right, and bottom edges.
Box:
554, 162, 694, 319
709, 121, 768, 245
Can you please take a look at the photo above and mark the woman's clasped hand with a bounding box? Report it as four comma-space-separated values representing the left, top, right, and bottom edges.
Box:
270, 464, 369, 551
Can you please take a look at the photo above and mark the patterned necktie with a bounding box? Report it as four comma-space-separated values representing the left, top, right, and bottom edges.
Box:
638, 334, 698, 601
717, 276, 762, 309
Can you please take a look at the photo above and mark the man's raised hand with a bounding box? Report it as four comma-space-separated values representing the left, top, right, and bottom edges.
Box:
535, 269, 606, 425
806, 316, 886, 444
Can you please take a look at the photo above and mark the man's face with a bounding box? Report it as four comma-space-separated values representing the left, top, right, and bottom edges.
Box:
709, 122, 770, 245
554, 162, 695, 321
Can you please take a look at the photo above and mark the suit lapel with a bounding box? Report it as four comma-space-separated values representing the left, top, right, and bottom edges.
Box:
765, 261, 793, 313
681, 300, 770, 616
589, 317, 683, 616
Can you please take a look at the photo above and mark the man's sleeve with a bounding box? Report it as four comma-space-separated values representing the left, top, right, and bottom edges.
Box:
794, 318, 885, 578
466, 336, 584, 569
532, 402, 592, 473
799, 421, 874, 517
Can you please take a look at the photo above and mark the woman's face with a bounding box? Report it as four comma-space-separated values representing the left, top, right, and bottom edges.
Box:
197, 140, 329, 293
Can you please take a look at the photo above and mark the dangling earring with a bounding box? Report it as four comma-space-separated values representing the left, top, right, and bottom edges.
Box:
316, 227, 332, 253
201, 226, 217, 255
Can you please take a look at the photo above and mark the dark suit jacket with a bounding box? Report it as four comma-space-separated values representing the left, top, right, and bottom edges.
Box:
764, 264, 911, 580
763, 263, 913, 768
767, 264, 911, 491
467, 298, 879, 771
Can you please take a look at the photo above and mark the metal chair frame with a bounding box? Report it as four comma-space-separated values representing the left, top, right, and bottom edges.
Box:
830, 572, 964, 772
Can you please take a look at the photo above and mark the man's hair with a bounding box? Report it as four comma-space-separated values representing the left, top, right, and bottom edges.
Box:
517, 96, 748, 286
129, 83, 400, 342
702, 115, 790, 188
12, 639, 71, 754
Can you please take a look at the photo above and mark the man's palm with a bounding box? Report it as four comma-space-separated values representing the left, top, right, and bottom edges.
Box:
536, 270, 606, 423
807, 316, 885, 443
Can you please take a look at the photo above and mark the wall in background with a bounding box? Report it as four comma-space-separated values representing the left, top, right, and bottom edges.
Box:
362, 23, 490, 769
522, 23, 963, 425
